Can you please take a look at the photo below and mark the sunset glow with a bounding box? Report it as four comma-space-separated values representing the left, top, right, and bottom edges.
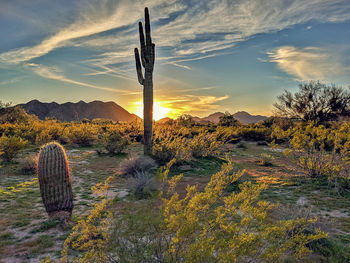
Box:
134, 101, 173, 121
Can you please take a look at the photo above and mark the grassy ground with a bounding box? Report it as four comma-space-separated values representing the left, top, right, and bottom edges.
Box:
0, 141, 349, 262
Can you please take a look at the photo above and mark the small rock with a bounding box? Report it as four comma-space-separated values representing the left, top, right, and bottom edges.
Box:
296, 196, 307, 206
116, 190, 129, 198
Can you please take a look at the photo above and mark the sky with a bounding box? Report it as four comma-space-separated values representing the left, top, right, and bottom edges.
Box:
0, 0, 350, 120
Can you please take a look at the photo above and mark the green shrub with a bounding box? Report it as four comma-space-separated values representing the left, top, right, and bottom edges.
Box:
103, 131, 129, 155
130, 171, 158, 199
218, 112, 240, 127
190, 133, 222, 158
119, 155, 157, 176
258, 153, 275, 166
152, 133, 191, 164
0, 135, 28, 162
236, 142, 247, 149
67, 124, 97, 146
280, 121, 350, 192
60, 160, 327, 263
162, 160, 327, 262
20, 154, 37, 174
237, 126, 270, 141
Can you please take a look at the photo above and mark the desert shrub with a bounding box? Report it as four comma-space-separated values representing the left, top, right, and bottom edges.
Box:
214, 127, 240, 143
279, 121, 350, 192
20, 154, 37, 174
218, 112, 240, 127
91, 118, 115, 125
236, 142, 247, 149
67, 124, 97, 146
307, 237, 350, 262
103, 131, 129, 155
62, 199, 112, 263
109, 201, 165, 263
119, 155, 156, 176
162, 160, 327, 262
152, 132, 191, 164
237, 126, 270, 141
124, 121, 143, 141
176, 114, 196, 127
0, 103, 34, 124
190, 132, 222, 158
258, 153, 275, 166
263, 116, 294, 130
35, 121, 67, 145
130, 171, 158, 199
60, 160, 327, 262
62, 177, 113, 263
274, 81, 350, 123
0, 135, 28, 162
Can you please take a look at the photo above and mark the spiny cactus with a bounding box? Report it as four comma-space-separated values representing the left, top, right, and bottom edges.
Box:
134, 7, 155, 155
37, 142, 73, 221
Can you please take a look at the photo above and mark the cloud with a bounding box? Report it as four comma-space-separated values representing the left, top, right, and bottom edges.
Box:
0, 77, 23, 86
87, 0, 350, 74
2, 0, 350, 69
26, 63, 140, 94
157, 94, 229, 115
267, 46, 349, 81
1, 0, 350, 96
0, 0, 183, 64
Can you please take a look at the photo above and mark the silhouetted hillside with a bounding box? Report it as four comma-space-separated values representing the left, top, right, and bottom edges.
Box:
192, 111, 267, 124
18, 100, 140, 122
232, 111, 267, 124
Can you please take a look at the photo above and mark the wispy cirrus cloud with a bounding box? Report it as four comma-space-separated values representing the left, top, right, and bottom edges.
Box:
267, 46, 350, 81
0, 76, 23, 86
2, 0, 350, 67
0, 0, 184, 64
26, 63, 140, 94
73, 0, 350, 75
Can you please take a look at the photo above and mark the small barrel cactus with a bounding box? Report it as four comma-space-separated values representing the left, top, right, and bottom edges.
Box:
37, 142, 73, 221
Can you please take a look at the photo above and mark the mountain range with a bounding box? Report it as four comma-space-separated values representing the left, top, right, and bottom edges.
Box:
191, 111, 267, 124
19, 100, 139, 122
18, 100, 267, 124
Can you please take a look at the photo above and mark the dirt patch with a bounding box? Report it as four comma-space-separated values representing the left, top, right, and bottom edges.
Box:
319, 210, 349, 218
172, 176, 210, 198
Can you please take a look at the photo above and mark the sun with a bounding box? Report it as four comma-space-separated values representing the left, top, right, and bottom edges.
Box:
134, 101, 172, 121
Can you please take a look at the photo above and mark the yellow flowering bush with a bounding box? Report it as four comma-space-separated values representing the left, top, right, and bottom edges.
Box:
57, 160, 327, 263
61, 177, 114, 263
152, 131, 192, 164
189, 132, 223, 158
0, 134, 28, 162
275, 121, 350, 191
163, 160, 327, 262
66, 123, 98, 146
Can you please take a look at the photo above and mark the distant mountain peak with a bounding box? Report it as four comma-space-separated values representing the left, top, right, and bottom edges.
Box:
18, 100, 140, 122
187, 111, 267, 124
157, 117, 173, 123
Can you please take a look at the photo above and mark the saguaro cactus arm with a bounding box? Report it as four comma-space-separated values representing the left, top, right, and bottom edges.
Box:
134, 8, 155, 74
134, 48, 144, 85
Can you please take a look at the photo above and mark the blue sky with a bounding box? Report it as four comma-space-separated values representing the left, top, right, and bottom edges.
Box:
1, 0, 350, 118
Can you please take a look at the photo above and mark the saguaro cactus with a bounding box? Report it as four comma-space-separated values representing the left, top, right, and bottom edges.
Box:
37, 142, 73, 221
134, 7, 155, 155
